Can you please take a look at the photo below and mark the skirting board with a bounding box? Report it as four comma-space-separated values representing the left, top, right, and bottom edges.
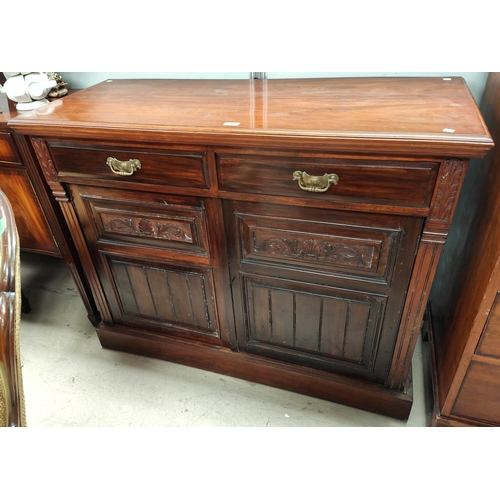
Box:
96, 323, 414, 420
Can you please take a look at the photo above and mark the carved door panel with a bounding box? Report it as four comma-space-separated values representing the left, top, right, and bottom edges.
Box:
224, 200, 423, 383
69, 184, 224, 346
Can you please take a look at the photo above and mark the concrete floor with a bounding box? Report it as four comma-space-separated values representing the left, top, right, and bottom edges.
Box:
18, 252, 434, 427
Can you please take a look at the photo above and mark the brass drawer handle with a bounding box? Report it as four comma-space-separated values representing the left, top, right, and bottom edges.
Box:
106, 157, 141, 176
292, 170, 339, 193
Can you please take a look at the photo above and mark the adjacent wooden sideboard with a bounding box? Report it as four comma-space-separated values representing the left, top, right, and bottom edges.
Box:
0, 93, 60, 256
1, 92, 101, 326
429, 72, 500, 426
9, 77, 493, 419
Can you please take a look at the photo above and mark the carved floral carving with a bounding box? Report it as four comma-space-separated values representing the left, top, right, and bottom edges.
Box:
31, 137, 58, 183
430, 159, 465, 223
30, 137, 69, 201
254, 236, 374, 268
102, 215, 193, 242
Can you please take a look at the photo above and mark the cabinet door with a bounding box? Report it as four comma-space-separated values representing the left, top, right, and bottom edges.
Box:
224, 200, 423, 384
70, 184, 224, 346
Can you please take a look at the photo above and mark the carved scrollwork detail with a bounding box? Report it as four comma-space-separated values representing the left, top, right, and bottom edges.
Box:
30, 137, 70, 201
254, 237, 373, 269
103, 215, 193, 242
430, 159, 465, 223
31, 137, 58, 183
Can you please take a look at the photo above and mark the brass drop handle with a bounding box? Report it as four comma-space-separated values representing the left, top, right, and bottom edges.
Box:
106, 157, 141, 176
292, 170, 339, 193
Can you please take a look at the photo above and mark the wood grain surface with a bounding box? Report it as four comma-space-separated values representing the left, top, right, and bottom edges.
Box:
9, 78, 493, 156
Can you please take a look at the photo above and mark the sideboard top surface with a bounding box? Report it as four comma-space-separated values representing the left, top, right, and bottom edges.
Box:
8, 77, 493, 156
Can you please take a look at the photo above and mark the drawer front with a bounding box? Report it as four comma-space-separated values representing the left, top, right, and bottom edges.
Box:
217, 152, 439, 208
452, 360, 500, 424
476, 291, 500, 358
0, 133, 21, 164
48, 142, 210, 190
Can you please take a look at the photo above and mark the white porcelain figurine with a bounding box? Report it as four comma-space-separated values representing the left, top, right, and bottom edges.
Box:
1, 72, 58, 111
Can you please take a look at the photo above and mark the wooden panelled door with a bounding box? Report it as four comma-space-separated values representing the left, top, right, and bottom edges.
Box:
69, 184, 223, 346
224, 200, 423, 384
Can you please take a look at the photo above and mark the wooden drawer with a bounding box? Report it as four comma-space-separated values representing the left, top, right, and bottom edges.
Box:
452, 359, 500, 424
476, 291, 500, 359
48, 141, 210, 190
217, 152, 439, 208
0, 133, 21, 164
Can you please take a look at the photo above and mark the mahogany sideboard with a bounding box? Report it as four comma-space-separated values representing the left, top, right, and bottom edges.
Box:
9, 77, 493, 419
429, 72, 500, 426
1, 92, 100, 326
0, 92, 60, 255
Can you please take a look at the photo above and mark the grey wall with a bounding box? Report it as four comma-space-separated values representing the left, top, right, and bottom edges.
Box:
61, 72, 489, 105
62, 72, 251, 89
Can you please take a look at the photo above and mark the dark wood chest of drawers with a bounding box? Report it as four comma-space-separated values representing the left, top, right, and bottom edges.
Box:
0, 94, 59, 255
9, 77, 493, 419
429, 72, 500, 426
